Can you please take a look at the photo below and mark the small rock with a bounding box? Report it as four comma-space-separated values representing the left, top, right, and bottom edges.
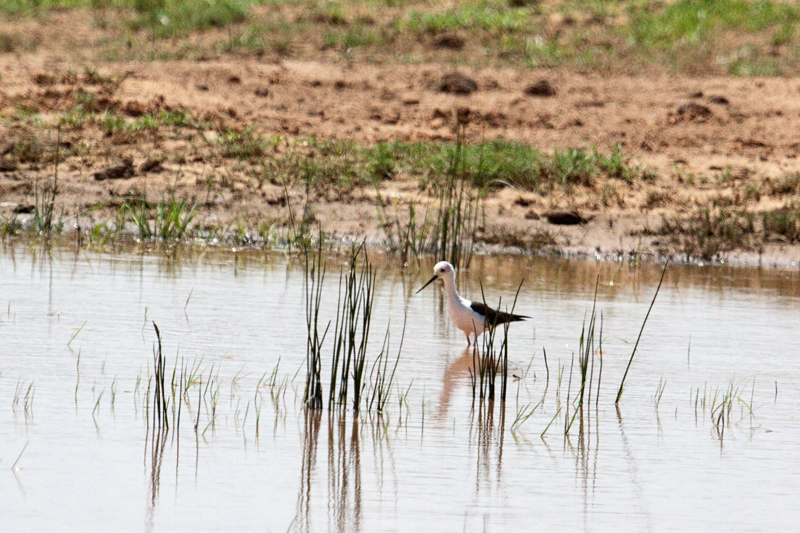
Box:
545, 211, 585, 225
228, 76, 241, 84
254, 87, 270, 97
524, 80, 556, 97
524, 210, 540, 220
433, 34, 465, 50
439, 72, 477, 95
688, 90, 704, 98
709, 95, 729, 105
196, 84, 209, 91
676, 102, 712, 120
93, 158, 134, 181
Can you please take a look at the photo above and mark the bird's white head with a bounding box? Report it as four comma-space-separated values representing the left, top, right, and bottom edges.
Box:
432, 261, 455, 279
416, 261, 456, 294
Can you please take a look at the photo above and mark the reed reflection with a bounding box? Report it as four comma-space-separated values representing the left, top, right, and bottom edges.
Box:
327, 412, 362, 532
295, 409, 321, 533
469, 397, 506, 495
294, 410, 371, 533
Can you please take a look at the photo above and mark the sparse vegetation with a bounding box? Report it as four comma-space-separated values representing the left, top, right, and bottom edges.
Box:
762, 205, 800, 243
653, 207, 757, 261
1, 0, 799, 73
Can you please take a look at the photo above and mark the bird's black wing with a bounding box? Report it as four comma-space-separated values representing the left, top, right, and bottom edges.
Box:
470, 301, 530, 325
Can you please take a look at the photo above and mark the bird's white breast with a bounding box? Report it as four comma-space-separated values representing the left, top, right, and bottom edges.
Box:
447, 295, 486, 334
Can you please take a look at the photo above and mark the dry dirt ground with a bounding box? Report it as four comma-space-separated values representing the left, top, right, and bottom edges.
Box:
2, 12, 800, 266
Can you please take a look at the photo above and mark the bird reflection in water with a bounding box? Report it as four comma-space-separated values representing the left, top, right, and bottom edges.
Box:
437, 348, 508, 499
436, 348, 474, 421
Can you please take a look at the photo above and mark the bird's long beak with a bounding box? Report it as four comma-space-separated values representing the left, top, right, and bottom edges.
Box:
415, 275, 438, 294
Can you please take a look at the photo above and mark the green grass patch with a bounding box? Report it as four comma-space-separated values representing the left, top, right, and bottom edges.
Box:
626, 0, 800, 48
400, 1, 534, 35
420, 141, 646, 190
218, 128, 276, 160
254, 136, 648, 192
0, 0, 252, 36
323, 23, 383, 50
5, 0, 800, 74
128, 0, 251, 37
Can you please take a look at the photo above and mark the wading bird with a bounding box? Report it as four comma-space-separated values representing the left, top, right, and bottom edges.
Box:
416, 261, 529, 346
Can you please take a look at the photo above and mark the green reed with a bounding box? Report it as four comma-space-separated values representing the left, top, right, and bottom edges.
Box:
425, 123, 480, 269
304, 237, 328, 409
299, 239, 405, 413
380, 122, 481, 268
328, 242, 376, 411
124, 194, 198, 241
151, 322, 169, 430
565, 284, 601, 435
615, 260, 669, 405
367, 313, 406, 413
32, 126, 61, 236
470, 280, 523, 402
375, 198, 429, 265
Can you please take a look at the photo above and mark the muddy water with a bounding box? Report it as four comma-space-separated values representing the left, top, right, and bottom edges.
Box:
2, 246, 800, 531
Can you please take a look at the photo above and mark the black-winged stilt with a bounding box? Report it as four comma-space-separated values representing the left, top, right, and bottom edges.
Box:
416, 261, 529, 346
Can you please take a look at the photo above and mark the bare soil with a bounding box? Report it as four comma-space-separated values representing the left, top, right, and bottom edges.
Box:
3, 12, 800, 266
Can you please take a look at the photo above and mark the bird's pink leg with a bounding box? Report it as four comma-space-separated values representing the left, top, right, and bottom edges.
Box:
465, 332, 471, 347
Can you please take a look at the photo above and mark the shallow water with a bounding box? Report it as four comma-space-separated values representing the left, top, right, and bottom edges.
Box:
2, 246, 800, 531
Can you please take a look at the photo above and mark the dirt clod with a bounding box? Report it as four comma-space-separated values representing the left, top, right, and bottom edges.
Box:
0, 159, 17, 172
433, 34, 465, 50
524, 80, 556, 97
675, 102, 712, 121
439, 72, 477, 95
139, 158, 163, 174
545, 211, 586, 225
93, 158, 134, 181
431, 108, 451, 120
33, 73, 57, 86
